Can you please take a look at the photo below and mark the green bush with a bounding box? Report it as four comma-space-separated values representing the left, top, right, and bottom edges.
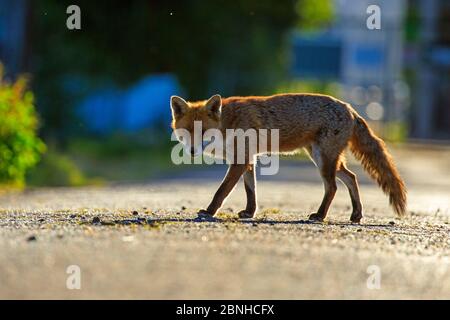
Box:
0, 66, 46, 188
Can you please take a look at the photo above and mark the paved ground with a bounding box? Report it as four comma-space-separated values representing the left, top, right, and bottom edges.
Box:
0, 145, 449, 299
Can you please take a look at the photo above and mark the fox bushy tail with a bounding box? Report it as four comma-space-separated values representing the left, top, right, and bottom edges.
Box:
350, 114, 407, 216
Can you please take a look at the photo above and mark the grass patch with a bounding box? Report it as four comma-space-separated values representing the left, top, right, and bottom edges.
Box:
65, 133, 178, 182
27, 149, 94, 187
261, 208, 281, 215
26, 131, 182, 186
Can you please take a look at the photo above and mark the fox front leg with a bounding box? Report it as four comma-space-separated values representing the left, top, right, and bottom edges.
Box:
238, 164, 257, 219
198, 164, 247, 218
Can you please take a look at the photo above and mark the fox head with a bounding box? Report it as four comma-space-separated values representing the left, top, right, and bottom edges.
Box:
170, 94, 222, 156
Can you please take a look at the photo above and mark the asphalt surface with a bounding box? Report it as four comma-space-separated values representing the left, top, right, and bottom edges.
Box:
0, 145, 449, 299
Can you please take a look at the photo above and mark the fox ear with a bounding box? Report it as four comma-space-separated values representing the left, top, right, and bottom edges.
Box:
170, 95, 188, 119
205, 94, 222, 119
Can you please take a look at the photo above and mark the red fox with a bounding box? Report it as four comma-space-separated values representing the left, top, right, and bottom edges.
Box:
170, 93, 407, 223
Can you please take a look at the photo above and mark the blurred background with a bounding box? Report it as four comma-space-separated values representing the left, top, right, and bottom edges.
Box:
0, 0, 449, 188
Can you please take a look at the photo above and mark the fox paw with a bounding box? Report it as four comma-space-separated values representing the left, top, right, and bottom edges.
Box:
350, 212, 363, 223
197, 209, 215, 220
308, 212, 325, 222
238, 210, 255, 219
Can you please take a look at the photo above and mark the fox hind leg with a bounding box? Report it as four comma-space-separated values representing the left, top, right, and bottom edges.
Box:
238, 164, 257, 219
305, 143, 339, 222
336, 162, 363, 223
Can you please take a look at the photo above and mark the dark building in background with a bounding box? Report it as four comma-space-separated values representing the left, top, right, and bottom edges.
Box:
291, 0, 450, 140
292, 0, 407, 134
410, 0, 450, 139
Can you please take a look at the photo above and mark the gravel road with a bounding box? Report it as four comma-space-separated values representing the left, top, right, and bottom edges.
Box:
0, 145, 449, 299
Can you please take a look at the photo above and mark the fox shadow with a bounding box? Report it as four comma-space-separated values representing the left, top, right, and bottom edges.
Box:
105, 215, 395, 229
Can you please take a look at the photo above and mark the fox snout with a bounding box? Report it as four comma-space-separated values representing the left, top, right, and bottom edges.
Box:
189, 145, 202, 157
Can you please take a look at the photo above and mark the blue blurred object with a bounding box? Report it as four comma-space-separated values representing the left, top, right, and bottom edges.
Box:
430, 47, 450, 67
78, 74, 181, 134
78, 88, 123, 134
291, 34, 341, 79
352, 45, 384, 69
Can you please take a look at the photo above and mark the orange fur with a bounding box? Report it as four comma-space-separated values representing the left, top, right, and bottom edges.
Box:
350, 116, 407, 216
170, 93, 407, 221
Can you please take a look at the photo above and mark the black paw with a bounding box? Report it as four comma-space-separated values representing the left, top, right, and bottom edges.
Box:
350, 212, 363, 223
308, 212, 325, 222
238, 210, 256, 219
196, 209, 216, 220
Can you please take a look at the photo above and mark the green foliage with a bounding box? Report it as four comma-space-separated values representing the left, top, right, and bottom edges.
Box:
276, 79, 342, 98
33, 0, 300, 137
384, 122, 408, 143
26, 149, 88, 187
0, 67, 46, 188
32, 0, 335, 141
64, 133, 177, 182
404, 4, 420, 43
296, 0, 334, 31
